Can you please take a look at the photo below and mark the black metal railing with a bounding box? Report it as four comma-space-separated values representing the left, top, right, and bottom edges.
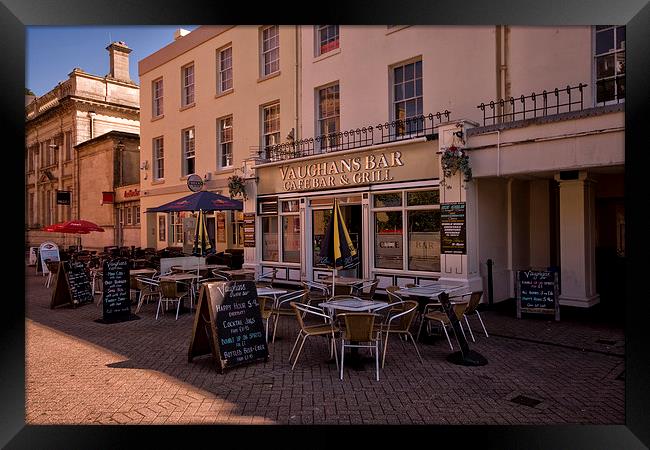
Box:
477, 83, 586, 126
261, 110, 451, 162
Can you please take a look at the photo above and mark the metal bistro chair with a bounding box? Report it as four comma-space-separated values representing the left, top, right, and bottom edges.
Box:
417, 299, 469, 350
156, 280, 189, 320
350, 279, 379, 301
272, 289, 309, 343
338, 312, 382, 381
289, 301, 339, 371
379, 300, 423, 368
258, 296, 275, 344
450, 291, 488, 341
301, 280, 331, 306
135, 276, 161, 314
256, 268, 278, 288
211, 269, 233, 281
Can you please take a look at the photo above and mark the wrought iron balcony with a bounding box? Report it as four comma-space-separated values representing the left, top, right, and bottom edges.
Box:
477, 83, 587, 126
260, 111, 451, 163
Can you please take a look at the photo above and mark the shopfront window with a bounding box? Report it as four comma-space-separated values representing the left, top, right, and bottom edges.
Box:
372, 188, 440, 272
283, 215, 301, 263
262, 216, 278, 261
313, 209, 332, 266
231, 211, 244, 248
374, 211, 403, 269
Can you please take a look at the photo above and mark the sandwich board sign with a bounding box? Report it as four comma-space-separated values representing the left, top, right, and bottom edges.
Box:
50, 260, 94, 309
188, 280, 268, 373
39, 241, 60, 275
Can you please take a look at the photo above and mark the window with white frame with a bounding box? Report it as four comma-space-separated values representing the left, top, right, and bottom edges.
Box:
261, 25, 280, 76
594, 25, 625, 104
218, 116, 233, 168
181, 64, 195, 106
217, 46, 233, 93
372, 189, 440, 272
153, 136, 164, 180
262, 102, 280, 151
392, 59, 423, 136
317, 82, 340, 150
118, 208, 124, 226
171, 212, 184, 244
126, 206, 133, 225
182, 127, 195, 176
316, 25, 339, 56
230, 210, 244, 248
258, 198, 300, 263
152, 78, 164, 117
135, 206, 140, 225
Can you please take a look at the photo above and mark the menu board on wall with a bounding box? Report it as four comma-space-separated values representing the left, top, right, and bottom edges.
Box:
516, 269, 560, 321
441, 202, 466, 254
243, 213, 255, 248
216, 212, 226, 243
188, 280, 268, 372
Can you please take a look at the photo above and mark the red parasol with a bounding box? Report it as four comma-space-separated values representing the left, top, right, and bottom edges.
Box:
43, 220, 104, 234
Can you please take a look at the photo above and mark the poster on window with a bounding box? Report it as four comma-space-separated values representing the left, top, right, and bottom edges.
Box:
216, 212, 226, 243
441, 202, 466, 254
243, 213, 255, 247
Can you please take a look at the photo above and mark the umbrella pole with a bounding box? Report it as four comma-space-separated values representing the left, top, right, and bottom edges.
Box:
332, 267, 336, 299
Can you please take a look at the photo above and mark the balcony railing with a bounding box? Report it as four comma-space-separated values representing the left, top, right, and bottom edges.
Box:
477, 83, 587, 126
261, 111, 450, 162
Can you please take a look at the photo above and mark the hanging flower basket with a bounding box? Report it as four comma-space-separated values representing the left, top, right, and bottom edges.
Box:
227, 174, 247, 200
441, 145, 472, 188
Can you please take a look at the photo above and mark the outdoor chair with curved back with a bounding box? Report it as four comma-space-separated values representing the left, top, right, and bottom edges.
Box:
378, 300, 423, 368
134, 276, 161, 314
449, 291, 487, 341
211, 269, 233, 281
301, 280, 331, 305
289, 301, 339, 371
258, 296, 275, 343
271, 289, 309, 343
256, 268, 278, 288
416, 299, 469, 350
156, 280, 189, 320
337, 312, 382, 381
350, 279, 379, 301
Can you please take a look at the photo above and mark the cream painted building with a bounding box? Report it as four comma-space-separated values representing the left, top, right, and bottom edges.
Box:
251, 25, 624, 311
139, 25, 625, 311
138, 26, 297, 252
26, 41, 140, 250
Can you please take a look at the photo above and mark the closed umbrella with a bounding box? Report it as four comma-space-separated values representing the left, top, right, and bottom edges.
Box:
318, 199, 359, 297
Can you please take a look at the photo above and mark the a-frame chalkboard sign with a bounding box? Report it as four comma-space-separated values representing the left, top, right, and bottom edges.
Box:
188, 280, 268, 373
50, 261, 94, 309
95, 258, 139, 324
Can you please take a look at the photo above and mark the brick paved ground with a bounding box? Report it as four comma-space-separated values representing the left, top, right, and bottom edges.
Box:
25, 266, 624, 425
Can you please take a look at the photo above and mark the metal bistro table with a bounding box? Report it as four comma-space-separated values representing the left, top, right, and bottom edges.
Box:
319, 296, 388, 370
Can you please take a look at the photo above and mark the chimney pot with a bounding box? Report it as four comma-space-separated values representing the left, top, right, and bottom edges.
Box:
106, 41, 132, 82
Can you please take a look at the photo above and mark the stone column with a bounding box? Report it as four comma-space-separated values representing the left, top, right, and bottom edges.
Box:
437, 121, 482, 292
554, 171, 599, 307
242, 157, 260, 274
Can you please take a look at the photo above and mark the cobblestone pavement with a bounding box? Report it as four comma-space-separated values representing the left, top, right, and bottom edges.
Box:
25, 267, 624, 425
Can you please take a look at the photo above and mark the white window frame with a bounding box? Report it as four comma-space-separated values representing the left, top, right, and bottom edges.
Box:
390, 58, 424, 136
260, 25, 280, 77
262, 102, 280, 151
170, 212, 184, 245
315, 25, 339, 56
153, 136, 164, 180
182, 127, 195, 176
181, 63, 195, 107
135, 206, 141, 225
316, 82, 340, 151
126, 206, 133, 225
593, 25, 625, 105
158, 215, 166, 242
217, 115, 233, 169
152, 78, 164, 117
217, 45, 233, 94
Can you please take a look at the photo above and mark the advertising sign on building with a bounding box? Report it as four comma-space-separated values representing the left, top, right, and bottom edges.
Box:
56, 190, 71, 205
187, 174, 204, 192
441, 202, 466, 254
243, 213, 255, 248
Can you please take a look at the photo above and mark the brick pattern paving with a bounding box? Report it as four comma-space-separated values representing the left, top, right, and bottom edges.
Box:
25, 267, 624, 425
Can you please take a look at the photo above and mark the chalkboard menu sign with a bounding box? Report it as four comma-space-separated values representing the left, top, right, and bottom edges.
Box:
101, 258, 132, 322
243, 213, 255, 248
441, 202, 466, 254
50, 261, 93, 309
516, 269, 560, 321
188, 280, 268, 372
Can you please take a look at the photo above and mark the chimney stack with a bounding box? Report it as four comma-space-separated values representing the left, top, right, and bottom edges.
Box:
174, 29, 190, 41
106, 41, 132, 82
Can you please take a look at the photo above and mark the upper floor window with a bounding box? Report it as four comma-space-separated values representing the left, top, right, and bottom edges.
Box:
392, 59, 423, 136
182, 64, 195, 107
595, 25, 625, 104
317, 83, 340, 150
262, 102, 280, 151
153, 136, 164, 180
316, 25, 339, 56
218, 116, 233, 168
182, 127, 195, 176
218, 46, 233, 93
261, 25, 280, 76
152, 78, 164, 117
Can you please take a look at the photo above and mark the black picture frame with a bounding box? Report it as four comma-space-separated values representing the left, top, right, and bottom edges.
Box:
8, 1, 649, 448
